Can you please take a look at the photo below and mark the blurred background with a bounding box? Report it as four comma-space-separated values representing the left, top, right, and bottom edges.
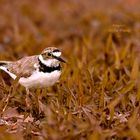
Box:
0, 0, 139, 57
0, 0, 140, 140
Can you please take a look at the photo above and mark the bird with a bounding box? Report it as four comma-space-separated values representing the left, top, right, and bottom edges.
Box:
0, 47, 65, 104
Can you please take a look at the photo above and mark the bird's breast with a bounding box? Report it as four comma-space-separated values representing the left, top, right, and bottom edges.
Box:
19, 70, 61, 89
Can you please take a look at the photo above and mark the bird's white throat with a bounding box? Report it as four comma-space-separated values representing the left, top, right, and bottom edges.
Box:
39, 55, 59, 67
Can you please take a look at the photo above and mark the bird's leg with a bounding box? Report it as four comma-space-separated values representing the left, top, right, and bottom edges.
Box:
25, 88, 31, 108
37, 89, 43, 114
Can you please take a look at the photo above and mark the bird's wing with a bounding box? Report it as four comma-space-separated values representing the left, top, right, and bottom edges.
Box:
7, 55, 39, 78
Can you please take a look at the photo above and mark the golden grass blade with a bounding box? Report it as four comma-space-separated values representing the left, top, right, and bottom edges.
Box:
112, 43, 120, 69
131, 58, 139, 81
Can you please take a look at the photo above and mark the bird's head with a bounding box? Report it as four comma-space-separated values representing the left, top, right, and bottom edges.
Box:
39, 47, 65, 67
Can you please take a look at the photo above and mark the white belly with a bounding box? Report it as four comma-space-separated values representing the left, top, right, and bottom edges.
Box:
19, 70, 61, 89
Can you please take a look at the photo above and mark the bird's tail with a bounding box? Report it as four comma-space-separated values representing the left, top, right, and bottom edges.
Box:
0, 61, 11, 66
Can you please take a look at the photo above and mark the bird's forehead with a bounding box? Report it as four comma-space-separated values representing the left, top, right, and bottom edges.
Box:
42, 47, 60, 53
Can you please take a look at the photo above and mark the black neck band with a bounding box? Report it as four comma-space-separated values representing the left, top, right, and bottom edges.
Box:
38, 59, 61, 73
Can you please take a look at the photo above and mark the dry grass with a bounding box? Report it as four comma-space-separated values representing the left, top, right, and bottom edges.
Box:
0, 0, 140, 140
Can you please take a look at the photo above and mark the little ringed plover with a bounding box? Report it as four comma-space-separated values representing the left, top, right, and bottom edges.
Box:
0, 47, 65, 89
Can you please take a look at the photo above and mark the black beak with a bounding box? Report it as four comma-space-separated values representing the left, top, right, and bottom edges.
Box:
53, 55, 66, 63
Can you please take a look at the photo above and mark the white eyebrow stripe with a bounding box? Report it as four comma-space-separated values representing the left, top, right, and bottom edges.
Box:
52, 52, 61, 57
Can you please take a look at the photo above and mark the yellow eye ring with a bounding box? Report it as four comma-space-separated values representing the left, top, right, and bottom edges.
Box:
48, 53, 51, 56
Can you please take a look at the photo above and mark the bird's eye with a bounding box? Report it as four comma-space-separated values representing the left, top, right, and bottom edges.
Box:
48, 53, 51, 56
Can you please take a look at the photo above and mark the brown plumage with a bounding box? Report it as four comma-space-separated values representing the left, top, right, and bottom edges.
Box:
1, 56, 39, 78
